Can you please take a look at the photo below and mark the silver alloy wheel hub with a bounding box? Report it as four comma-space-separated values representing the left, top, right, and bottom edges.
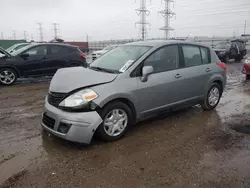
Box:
208, 87, 220, 106
103, 109, 128, 137
0, 70, 15, 84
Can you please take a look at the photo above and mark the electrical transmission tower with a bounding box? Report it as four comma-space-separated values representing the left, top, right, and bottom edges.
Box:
52, 23, 60, 39
37, 23, 44, 42
23, 31, 27, 40
135, 0, 150, 41
13, 30, 16, 40
159, 0, 175, 39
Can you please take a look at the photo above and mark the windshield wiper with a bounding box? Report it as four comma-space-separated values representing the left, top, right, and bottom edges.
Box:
89, 66, 119, 74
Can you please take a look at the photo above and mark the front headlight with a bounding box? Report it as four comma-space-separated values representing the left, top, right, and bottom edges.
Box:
59, 89, 98, 107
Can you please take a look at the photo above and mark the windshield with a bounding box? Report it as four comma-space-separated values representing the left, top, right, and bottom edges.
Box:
11, 44, 35, 56
90, 45, 151, 73
103, 46, 116, 51
214, 43, 231, 49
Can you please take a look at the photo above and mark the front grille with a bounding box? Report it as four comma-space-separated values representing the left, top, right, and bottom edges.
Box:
42, 113, 55, 129
48, 92, 67, 107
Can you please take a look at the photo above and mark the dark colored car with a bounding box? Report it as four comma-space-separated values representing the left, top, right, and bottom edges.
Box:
0, 43, 86, 85
213, 39, 247, 63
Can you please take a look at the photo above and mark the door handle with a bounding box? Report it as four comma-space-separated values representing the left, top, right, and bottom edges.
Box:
206, 68, 212, 72
175, 74, 182, 79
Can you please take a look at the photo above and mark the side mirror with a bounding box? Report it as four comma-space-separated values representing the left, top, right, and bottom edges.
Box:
141, 66, 154, 82
21, 53, 29, 59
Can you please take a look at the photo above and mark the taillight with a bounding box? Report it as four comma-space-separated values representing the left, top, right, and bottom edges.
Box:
216, 62, 226, 70
80, 53, 86, 58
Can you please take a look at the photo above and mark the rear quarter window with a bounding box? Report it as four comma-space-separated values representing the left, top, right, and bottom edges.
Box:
200, 47, 210, 64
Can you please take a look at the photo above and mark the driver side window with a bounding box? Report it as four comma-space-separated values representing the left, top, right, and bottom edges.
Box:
144, 45, 179, 73
25, 46, 47, 56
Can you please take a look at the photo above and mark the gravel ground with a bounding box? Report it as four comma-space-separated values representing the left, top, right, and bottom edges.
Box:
1, 61, 250, 188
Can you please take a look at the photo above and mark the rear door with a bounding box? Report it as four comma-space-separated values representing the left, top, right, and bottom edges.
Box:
46, 45, 69, 74
177, 44, 212, 100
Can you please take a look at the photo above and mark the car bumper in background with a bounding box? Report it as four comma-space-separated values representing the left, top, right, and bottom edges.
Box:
41, 101, 103, 144
92, 54, 101, 60
242, 63, 250, 75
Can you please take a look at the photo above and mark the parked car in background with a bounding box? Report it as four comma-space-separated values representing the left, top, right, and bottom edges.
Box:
92, 45, 120, 60
213, 39, 247, 63
42, 40, 226, 144
242, 57, 250, 79
5, 43, 30, 53
0, 43, 86, 85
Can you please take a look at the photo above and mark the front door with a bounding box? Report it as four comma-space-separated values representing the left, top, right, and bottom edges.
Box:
135, 44, 183, 116
20, 45, 51, 76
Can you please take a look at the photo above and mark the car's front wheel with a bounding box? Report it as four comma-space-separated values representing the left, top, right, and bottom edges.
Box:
201, 83, 222, 110
0, 68, 17, 85
96, 101, 133, 142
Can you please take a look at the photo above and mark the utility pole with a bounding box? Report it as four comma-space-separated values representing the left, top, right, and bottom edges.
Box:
159, 0, 175, 39
31, 34, 34, 41
52, 23, 60, 39
37, 22, 44, 42
13, 30, 16, 40
244, 21, 247, 36
23, 31, 27, 40
1, 32, 3, 39
135, 0, 150, 41
86, 33, 89, 43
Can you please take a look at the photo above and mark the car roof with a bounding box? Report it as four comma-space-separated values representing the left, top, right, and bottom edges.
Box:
32, 43, 78, 48
124, 40, 210, 48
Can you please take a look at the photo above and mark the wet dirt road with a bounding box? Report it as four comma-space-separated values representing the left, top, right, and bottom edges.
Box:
1, 62, 250, 188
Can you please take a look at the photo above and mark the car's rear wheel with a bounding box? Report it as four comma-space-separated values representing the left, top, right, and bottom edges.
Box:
201, 83, 222, 110
0, 68, 17, 85
96, 101, 133, 142
246, 75, 250, 80
224, 55, 230, 63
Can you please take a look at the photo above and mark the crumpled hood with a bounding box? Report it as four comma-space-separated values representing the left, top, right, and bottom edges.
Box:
49, 67, 117, 93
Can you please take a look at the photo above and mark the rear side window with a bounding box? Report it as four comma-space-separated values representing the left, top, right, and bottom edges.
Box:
200, 47, 210, 64
182, 45, 202, 67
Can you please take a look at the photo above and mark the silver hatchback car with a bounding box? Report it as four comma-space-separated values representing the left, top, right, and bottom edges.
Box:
42, 40, 226, 144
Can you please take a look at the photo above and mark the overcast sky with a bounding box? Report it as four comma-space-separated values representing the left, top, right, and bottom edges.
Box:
0, 0, 249, 41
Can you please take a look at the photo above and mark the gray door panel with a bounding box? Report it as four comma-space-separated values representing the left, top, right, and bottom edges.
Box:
136, 69, 182, 115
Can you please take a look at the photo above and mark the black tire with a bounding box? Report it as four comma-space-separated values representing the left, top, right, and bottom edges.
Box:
0, 68, 17, 85
201, 83, 222, 110
246, 75, 250, 80
235, 54, 243, 62
223, 55, 230, 63
96, 101, 133, 142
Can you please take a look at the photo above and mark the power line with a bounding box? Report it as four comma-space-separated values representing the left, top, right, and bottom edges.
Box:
135, 0, 150, 40
52, 23, 60, 39
37, 22, 43, 42
159, 0, 176, 39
